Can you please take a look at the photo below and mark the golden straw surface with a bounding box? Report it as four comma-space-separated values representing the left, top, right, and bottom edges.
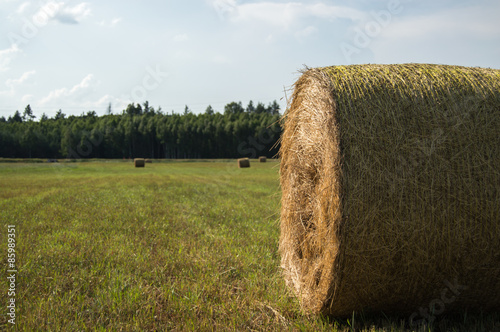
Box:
279, 64, 500, 317
238, 158, 250, 168
134, 158, 145, 167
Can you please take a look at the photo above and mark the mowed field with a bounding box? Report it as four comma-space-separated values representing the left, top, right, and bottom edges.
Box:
0, 160, 320, 331
0, 161, 498, 331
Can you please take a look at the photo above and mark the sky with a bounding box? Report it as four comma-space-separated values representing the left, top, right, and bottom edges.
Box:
1, 0, 499, 119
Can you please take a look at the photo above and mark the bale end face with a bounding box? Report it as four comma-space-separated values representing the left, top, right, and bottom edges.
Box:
134, 158, 145, 167
259, 156, 267, 162
238, 158, 250, 168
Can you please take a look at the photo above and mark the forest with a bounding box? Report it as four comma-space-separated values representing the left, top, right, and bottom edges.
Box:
0, 100, 282, 159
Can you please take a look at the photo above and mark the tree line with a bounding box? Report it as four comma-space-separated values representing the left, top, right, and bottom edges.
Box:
0, 100, 282, 159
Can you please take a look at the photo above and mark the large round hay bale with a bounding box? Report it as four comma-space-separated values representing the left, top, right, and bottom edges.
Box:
279, 64, 500, 317
238, 158, 250, 168
134, 158, 145, 167
259, 156, 267, 163
145, 158, 152, 163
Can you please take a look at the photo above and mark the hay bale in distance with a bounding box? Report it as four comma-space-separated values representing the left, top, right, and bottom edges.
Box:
238, 158, 250, 168
134, 158, 145, 167
279, 64, 500, 317
145, 159, 153, 163
259, 156, 267, 163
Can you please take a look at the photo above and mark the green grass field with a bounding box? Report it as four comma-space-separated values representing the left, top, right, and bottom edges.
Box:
0, 161, 498, 331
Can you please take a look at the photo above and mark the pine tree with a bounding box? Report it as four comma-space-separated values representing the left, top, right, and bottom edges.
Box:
23, 104, 35, 121
205, 105, 215, 115
9, 111, 23, 123
55, 109, 66, 120
246, 100, 255, 113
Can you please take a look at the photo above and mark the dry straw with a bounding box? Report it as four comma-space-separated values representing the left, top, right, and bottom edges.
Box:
279, 64, 500, 317
134, 158, 145, 167
238, 158, 250, 168
259, 156, 267, 163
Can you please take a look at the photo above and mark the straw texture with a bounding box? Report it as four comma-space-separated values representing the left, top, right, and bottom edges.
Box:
279, 64, 500, 317
238, 158, 250, 168
134, 158, 145, 167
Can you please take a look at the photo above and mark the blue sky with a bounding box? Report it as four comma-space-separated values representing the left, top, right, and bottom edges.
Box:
1, 0, 499, 118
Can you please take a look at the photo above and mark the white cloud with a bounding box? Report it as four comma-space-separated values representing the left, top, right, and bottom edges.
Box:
305, 3, 366, 21
0, 89, 13, 97
39, 87, 66, 104
110, 18, 121, 26
69, 74, 93, 94
173, 33, 189, 42
212, 54, 230, 64
0, 45, 21, 72
36, 75, 126, 113
209, 0, 365, 44
295, 25, 318, 40
22, 94, 34, 104
33, 1, 91, 25
378, 5, 500, 41
376, 9, 500, 39
220, 1, 365, 28
17, 2, 31, 14
81, 94, 131, 113
2, 70, 36, 97
98, 17, 121, 27
6, 70, 36, 87
368, 3, 500, 63
211, 0, 237, 19
1, 71, 29, 97
39, 74, 96, 105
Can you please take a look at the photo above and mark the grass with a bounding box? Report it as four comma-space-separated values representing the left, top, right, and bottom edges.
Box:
0, 160, 498, 331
